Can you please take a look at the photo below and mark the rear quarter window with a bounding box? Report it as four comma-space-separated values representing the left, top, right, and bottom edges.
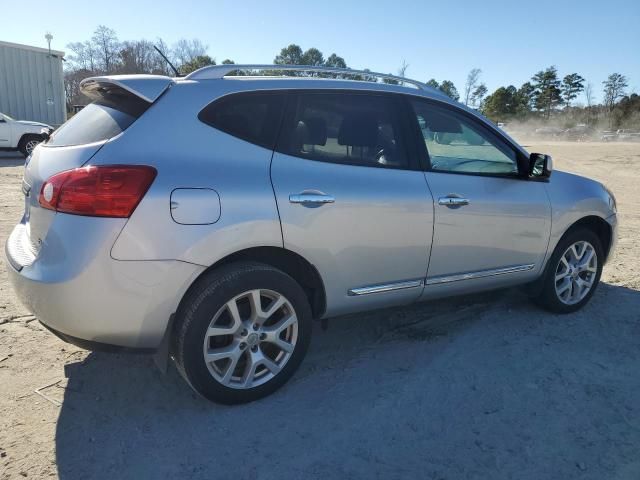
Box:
48, 87, 149, 147
198, 92, 286, 149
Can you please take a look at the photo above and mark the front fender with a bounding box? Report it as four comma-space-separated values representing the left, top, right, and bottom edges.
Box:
542, 170, 615, 264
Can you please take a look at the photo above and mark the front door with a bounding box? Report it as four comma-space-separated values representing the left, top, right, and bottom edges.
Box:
271, 92, 434, 317
405, 98, 551, 298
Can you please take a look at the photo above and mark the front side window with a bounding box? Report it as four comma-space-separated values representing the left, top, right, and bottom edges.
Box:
278, 93, 408, 169
410, 99, 519, 175
199, 92, 285, 149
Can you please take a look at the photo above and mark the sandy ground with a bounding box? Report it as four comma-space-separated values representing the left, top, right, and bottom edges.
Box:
1, 142, 639, 480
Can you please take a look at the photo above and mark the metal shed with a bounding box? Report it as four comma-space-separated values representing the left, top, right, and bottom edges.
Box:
0, 40, 66, 126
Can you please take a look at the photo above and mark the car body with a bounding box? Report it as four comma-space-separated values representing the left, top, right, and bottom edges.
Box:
5, 65, 618, 403
0, 112, 53, 156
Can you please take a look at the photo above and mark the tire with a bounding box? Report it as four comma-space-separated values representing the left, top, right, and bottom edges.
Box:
18, 135, 43, 157
173, 262, 312, 404
533, 228, 604, 313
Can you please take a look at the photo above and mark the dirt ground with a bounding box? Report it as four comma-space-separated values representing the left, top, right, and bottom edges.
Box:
1, 142, 639, 480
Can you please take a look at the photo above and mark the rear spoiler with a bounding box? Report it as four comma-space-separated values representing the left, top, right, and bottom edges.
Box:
80, 75, 174, 104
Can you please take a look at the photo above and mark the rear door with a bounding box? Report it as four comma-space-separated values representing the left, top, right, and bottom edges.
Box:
271, 91, 434, 317
405, 98, 551, 298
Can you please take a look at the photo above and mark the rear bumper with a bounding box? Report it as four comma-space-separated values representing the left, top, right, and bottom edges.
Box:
5, 215, 204, 349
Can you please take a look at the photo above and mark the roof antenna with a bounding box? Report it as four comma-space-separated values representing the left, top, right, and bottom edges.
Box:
153, 45, 180, 77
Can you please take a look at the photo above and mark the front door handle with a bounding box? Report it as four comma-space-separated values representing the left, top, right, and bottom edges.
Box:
289, 191, 335, 207
438, 195, 470, 207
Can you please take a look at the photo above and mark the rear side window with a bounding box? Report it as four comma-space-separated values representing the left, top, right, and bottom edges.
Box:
48, 87, 149, 147
198, 92, 286, 149
277, 93, 409, 169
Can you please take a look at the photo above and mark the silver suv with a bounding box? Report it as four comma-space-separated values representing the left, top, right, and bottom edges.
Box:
6, 65, 618, 404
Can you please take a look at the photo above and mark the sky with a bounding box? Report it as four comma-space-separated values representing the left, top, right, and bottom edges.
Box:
3, 0, 639, 103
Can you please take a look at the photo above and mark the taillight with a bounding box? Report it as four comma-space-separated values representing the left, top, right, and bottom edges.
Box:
39, 165, 157, 218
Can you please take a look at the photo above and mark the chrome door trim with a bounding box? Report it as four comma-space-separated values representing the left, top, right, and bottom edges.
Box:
348, 279, 423, 296
426, 264, 535, 285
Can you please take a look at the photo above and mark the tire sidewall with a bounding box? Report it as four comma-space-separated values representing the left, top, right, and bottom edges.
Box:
539, 228, 604, 313
176, 263, 312, 404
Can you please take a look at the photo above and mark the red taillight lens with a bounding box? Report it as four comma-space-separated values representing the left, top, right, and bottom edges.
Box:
39, 165, 157, 218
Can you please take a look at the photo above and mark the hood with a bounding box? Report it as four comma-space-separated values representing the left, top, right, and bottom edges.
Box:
16, 120, 52, 129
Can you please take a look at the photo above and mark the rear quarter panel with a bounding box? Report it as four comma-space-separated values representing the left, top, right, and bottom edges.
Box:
96, 81, 284, 265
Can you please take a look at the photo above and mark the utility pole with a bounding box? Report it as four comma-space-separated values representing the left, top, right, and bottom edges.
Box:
44, 33, 54, 121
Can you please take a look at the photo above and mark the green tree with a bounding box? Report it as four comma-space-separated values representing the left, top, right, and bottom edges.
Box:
532, 66, 562, 119
425, 79, 439, 89
180, 55, 215, 75
561, 73, 585, 108
515, 82, 535, 116
470, 84, 487, 108
274, 44, 303, 65
481, 85, 518, 121
301, 48, 324, 66
439, 80, 460, 101
325, 54, 347, 68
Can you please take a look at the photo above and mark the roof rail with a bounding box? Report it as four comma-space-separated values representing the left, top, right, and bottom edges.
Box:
184, 64, 428, 90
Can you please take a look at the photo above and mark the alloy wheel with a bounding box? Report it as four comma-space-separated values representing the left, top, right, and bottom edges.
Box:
202, 289, 298, 389
554, 240, 598, 305
25, 139, 40, 155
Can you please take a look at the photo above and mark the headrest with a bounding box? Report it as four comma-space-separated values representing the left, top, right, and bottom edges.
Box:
293, 116, 328, 148
338, 113, 378, 147
302, 116, 327, 146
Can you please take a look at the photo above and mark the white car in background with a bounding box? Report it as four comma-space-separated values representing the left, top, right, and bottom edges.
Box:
0, 112, 53, 157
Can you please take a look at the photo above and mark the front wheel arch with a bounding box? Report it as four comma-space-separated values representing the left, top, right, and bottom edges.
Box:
525, 215, 612, 297
562, 216, 612, 262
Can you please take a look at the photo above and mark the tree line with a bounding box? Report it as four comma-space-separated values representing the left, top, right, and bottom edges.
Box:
64, 26, 637, 129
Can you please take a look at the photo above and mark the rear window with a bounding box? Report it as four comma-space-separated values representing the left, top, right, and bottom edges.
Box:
48, 87, 149, 147
198, 92, 286, 149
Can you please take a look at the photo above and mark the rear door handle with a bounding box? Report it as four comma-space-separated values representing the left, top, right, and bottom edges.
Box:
438, 196, 470, 207
289, 191, 335, 207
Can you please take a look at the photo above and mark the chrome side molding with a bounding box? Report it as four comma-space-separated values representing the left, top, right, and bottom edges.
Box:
348, 279, 423, 296
426, 264, 535, 285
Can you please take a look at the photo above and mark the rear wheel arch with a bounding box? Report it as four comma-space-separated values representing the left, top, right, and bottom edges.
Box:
181, 247, 326, 320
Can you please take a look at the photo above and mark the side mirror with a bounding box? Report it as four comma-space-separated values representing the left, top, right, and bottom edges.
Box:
529, 153, 552, 179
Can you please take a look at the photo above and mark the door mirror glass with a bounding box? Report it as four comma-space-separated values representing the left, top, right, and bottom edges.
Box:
529, 153, 552, 178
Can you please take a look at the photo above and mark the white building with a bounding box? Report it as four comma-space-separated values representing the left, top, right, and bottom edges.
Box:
0, 40, 66, 126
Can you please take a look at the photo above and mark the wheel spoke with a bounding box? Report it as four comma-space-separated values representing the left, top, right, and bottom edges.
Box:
263, 335, 295, 353
205, 343, 239, 363
557, 277, 571, 293
241, 353, 260, 388
578, 248, 595, 271
263, 296, 286, 320
261, 356, 281, 375
221, 351, 242, 384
